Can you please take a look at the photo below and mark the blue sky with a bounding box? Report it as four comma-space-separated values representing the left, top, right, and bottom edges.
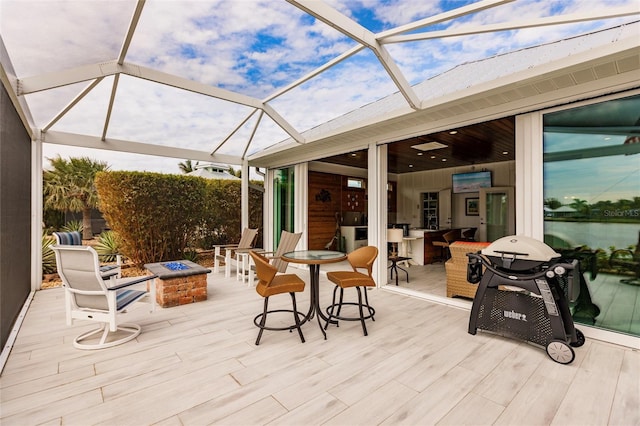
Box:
1, 0, 638, 174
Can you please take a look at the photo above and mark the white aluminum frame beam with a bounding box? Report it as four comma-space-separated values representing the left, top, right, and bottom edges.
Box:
382, 7, 640, 43
118, 0, 146, 65
20, 60, 304, 147
0, 36, 35, 138
377, 0, 515, 39
287, 0, 421, 110
41, 130, 241, 165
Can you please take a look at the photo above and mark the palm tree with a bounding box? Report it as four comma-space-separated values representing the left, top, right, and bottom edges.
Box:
569, 198, 590, 216
178, 159, 198, 173
43, 156, 109, 240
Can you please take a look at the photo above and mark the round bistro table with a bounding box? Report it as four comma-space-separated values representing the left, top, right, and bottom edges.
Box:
281, 250, 347, 339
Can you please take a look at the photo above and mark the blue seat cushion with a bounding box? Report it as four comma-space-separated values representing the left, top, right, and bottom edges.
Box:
54, 231, 82, 245
116, 289, 147, 311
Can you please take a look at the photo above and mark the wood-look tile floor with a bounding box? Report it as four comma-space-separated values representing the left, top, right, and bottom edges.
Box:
1, 267, 639, 426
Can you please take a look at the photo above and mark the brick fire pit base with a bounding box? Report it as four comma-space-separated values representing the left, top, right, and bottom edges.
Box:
144, 260, 211, 308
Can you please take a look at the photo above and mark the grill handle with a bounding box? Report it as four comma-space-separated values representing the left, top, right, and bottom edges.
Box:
466, 253, 575, 282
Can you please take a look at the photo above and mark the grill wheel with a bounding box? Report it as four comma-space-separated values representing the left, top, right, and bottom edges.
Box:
546, 340, 575, 364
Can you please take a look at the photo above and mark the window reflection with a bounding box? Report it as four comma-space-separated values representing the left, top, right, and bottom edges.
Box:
543, 93, 640, 337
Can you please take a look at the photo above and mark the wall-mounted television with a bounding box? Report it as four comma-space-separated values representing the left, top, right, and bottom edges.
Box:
452, 171, 492, 193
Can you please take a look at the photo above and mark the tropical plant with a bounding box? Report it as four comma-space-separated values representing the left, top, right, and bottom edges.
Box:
183, 249, 199, 262
42, 231, 56, 274
227, 166, 241, 178
61, 220, 83, 233
178, 159, 199, 174
544, 198, 562, 210
95, 231, 121, 263
43, 156, 110, 240
569, 198, 589, 215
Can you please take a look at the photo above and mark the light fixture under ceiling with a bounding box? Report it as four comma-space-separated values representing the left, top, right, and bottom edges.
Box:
411, 141, 448, 151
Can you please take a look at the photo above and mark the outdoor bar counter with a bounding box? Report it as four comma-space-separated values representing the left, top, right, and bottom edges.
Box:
409, 229, 449, 264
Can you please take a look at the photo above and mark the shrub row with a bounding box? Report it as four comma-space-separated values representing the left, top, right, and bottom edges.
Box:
95, 171, 262, 266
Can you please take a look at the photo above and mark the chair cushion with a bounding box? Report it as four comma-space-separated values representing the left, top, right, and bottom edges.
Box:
256, 273, 305, 297
100, 265, 120, 272
54, 231, 82, 245
116, 289, 147, 311
327, 271, 375, 288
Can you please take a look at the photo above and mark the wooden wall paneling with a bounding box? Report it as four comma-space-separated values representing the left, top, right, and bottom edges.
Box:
308, 171, 342, 250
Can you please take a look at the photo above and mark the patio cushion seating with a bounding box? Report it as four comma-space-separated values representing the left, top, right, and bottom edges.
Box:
249, 250, 306, 345
52, 244, 156, 350
53, 231, 82, 245
325, 246, 378, 336
445, 241, 491, 299
53, 231, 122, 279
213, 227, 258, 278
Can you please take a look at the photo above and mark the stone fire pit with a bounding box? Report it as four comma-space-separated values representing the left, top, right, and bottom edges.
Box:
144, 260, 211, 308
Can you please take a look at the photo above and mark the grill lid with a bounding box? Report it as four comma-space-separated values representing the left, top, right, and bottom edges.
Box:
481, 235, 560, 262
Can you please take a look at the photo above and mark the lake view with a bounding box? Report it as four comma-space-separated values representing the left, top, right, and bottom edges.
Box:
544, 221, 640, 251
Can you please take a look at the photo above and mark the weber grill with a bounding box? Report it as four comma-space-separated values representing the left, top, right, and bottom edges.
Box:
466, 235, 585, 364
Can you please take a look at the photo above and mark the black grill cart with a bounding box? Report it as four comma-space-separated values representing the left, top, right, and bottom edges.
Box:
467, 236, 585, 364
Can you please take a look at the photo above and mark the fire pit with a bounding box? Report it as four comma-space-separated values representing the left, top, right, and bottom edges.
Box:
144, 260, 211, 308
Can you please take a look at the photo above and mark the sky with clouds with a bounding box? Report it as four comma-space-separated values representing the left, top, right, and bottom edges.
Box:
1, 0, 638, 176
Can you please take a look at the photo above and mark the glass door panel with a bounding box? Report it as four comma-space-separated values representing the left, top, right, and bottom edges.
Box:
543, 93, 640, 337
479, 187, 514, 241
273, 167, 295, 249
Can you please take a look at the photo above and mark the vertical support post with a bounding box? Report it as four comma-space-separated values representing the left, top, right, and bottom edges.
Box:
370, 142, 387, 286
241, 159, 249, 231
31, 137, 43, 291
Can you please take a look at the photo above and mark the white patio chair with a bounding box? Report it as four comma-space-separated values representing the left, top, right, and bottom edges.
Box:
53, 231, 122, 279
52, 245, 156, 350
213, 227, 258, 278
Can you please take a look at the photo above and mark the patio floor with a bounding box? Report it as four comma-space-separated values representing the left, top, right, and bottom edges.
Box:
1, 266, 638, 425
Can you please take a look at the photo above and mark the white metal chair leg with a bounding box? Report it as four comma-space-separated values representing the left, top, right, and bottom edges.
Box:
73, 323, 141, 350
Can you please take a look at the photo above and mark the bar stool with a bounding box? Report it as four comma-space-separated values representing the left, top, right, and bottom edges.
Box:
324, 246, 379, 336
249, 251, 306, 345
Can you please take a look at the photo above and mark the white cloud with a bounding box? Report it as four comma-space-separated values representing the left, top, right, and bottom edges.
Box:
4, 0, 637, 174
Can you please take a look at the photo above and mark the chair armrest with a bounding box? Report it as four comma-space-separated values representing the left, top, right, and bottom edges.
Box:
101, 269, 120, 280
213, 244, 240, 249
108, 274, 157, 291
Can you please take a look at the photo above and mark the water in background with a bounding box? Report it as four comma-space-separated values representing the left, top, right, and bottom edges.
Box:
545, 221, 639, 251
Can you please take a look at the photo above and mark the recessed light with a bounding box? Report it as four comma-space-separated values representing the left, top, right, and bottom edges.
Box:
409, 164, 413, 168
449, 130, 458, 135
502, 151, 509, 155
441, 158, 447, 162
417, 152, 423, 156
350, 153, 357, 157
430, 155, 436, 159
411, 142, 447, 151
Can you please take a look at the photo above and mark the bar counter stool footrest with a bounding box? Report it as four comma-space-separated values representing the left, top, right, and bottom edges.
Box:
250, 251, 306, 345
324, 246, 379, 336
254, 294, 306, 345
324, 287, 376, 328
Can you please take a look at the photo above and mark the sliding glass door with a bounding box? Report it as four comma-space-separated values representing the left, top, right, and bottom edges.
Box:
273, 167, 295, 248
543, 93, 640, 337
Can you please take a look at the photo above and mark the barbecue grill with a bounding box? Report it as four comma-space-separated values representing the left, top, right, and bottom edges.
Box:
466, 235, 585, 364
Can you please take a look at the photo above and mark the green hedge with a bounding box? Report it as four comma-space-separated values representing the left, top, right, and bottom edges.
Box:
95, 172, 208, 266
95, 171, 263, 266
198, 179, 263, 248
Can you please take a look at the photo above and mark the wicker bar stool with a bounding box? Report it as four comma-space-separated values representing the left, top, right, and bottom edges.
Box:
250, 251, 306, 345
324, 246, 379, 336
